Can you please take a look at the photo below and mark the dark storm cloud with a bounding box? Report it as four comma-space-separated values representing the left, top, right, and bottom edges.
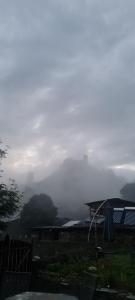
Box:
1, 0, 135, 180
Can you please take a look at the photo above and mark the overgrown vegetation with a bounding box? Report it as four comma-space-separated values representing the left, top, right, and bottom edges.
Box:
42, 252, 135, 292
97, 254, 135, 291
0, 141, 22, 228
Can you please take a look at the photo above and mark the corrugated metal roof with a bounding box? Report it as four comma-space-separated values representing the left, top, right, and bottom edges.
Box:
62, 220, 80, 227
90, 217, 105, 225
86, 198, 135, 208
63, 217, 105, 227
78, 217, 104, 225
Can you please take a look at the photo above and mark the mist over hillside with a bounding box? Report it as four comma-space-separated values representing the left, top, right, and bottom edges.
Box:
23, 157, 125, 219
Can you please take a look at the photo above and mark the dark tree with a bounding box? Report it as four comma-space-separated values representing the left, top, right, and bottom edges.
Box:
120, 183, 135, 202
20, 193, 57, 227
0, 141, 21, 228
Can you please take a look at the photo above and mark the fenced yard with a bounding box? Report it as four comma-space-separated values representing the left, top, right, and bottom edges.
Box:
0, 238, 32, 299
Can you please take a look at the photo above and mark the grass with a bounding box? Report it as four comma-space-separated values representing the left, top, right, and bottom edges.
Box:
97, 254, 135, 291
44, 252, 135, 292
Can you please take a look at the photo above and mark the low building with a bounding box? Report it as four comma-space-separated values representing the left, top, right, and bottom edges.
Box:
86, 198, 135, 224
31, 198, 135, 243
31, 217, 105, 242
86, 197, 135, 211
86, 198, 135, 241
31, 225, 88, 241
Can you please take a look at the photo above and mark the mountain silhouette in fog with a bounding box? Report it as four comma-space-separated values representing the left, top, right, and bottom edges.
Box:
27, 157, 124, 218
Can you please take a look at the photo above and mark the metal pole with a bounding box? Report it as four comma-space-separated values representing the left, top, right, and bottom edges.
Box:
88, 199, 108, 242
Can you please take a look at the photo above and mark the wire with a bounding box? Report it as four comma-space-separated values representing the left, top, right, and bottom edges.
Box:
87, 199, 108, 243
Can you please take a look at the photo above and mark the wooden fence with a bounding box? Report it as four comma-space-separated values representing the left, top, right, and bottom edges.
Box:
0, 238, 32, 299
0, 238, 32, 273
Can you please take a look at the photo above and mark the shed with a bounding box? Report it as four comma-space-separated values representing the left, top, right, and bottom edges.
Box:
85, 198, 135, 210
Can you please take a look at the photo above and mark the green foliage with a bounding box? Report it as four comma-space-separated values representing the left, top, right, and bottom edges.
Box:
95, 254, 135, 291
21, 193, 57, 228
0, 141, 21, 226
0, 180, 21, 217
45, 251, 135, 292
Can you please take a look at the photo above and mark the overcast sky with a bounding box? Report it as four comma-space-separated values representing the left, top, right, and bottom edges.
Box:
1, 0, 135, 182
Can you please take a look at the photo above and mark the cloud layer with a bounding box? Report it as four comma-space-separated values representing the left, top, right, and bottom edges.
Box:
1, 0, 135, 181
